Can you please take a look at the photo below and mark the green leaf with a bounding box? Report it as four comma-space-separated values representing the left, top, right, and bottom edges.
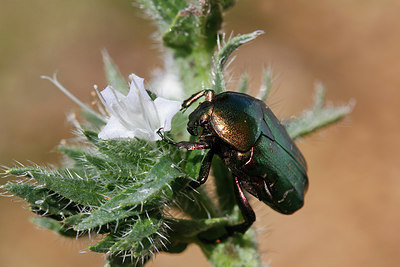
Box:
163, 8, 200, 56
201, 0, 223, 51
162, 242, 188, 254
91, 217, 164, 265
167, 217, 230, 239
158, 1, 224, 94
59, 146, 95, 169
138, 0, 188, 31
59, 146, 85, 161
90, 234, 116, 253
109, 217, 163, 254
214, 31, 264, 93
285, 84, 354, 139
3, 183, 77, 217
102, 50, 128, 95
80, 109, 106, 128
216, 31, 264, 73
237, 73, 249, 93
84, 131, 161, 168
76, 208, 140, 231
76, 155, 188, 230
212, 156, 235, 214
181, 149, 205, 179
199, 229, 261, 267
31, 217, 77, 237
105, 254, 141, 267
174, 187, 218, 221
102, 155, 187, 208
256, 67, 273, 102
161, 1, 222, 56
173, 149, 220, 220
63, 213, 90, 226
60, 146, 137, 184
7, 167, 107, 207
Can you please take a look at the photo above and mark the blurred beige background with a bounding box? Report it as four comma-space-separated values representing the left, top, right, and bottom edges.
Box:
1, 0, 400, 266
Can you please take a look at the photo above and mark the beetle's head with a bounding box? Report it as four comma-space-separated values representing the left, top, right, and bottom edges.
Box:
187, 101, 213, 136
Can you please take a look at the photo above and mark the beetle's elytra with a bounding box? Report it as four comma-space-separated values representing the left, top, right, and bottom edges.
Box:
159, 90, 308, 238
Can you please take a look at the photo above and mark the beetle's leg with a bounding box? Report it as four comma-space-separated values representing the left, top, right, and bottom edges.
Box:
181, 90, 214, 111
204, 90, 214, 102
175, 141, 211, 150
198, 176, 255, 243
189, 149, 215, 188
157, 128, 211, 150
156, 128, 177, 145
226, 177, 256, 235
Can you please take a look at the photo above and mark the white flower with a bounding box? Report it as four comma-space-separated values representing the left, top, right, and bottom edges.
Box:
151, 70, 184, 100
98, 74, 181, 141
151, 54, 185, 101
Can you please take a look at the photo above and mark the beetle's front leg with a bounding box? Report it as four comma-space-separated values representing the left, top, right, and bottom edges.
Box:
157, 128, 211, 150
226, 176, 256, 235
181, 90, 214, 111
189, 149, 214, 188
174, 141, 211, 150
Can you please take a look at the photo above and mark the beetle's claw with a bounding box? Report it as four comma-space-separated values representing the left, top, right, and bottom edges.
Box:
180, 106, 188, 113
156, 127, 164, 138
180, 100, 188, 111
157, 128, 178, 146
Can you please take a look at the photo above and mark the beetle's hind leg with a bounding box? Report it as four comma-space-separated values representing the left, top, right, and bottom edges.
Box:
226, 176, 256, 235
198, 176, 255, 243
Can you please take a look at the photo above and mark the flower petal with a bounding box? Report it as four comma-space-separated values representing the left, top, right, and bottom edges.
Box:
98, 116, 136, 140
154, 97, 181, 131
133, 128, 161, 141
100, 86, 126, 110
151, 71, 185, 101
128, 75, 161, 130
98, 73, 181, 141
127, 74, 148, 102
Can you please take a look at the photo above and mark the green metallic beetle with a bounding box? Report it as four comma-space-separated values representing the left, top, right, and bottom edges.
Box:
159, 90, 308, 236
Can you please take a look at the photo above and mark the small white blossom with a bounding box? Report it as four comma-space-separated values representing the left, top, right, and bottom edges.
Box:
98, 74, 181, 141
151, 54, 185, 101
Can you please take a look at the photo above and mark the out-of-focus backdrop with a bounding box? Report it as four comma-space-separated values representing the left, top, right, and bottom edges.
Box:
1, 1, 399, 266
